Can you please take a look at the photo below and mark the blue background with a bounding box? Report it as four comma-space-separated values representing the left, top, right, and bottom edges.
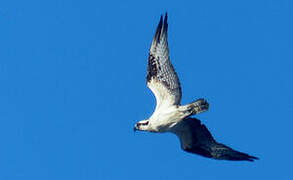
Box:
1, 0, 292, 179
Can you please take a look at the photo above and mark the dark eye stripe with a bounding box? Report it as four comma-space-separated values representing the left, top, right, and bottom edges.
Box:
138, 121, 149, 126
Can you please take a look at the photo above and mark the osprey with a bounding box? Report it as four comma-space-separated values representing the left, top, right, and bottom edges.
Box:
134, 13, 258, 161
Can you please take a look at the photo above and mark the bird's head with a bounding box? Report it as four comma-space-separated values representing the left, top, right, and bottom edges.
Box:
134, 120, 150, 132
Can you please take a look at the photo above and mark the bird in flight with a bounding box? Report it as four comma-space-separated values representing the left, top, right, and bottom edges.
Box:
134, 13, 258, 161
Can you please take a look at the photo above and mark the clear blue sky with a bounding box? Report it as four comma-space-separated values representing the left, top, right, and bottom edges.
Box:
0, 0, 292, 179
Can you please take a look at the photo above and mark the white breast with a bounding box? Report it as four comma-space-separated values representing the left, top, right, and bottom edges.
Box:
149, 105, 185, 132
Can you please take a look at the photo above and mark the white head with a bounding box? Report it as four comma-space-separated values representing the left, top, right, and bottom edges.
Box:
134, 119, 151, 132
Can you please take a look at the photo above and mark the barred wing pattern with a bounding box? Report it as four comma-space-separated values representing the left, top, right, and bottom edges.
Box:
147, 13, 182, 111
173, 118, 259, 161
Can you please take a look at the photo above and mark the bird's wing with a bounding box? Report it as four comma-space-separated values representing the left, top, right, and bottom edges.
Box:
147, 13, 181, 111
172, 117, 258, 161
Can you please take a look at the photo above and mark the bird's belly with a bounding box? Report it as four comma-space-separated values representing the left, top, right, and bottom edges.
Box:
151, 109, 187, 132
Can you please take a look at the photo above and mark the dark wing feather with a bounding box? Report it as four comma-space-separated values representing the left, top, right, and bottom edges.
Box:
147, 13, 182, 110
172, 117, 259, 161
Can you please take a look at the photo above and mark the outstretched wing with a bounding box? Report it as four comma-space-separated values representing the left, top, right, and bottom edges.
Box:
147, 13, 182, 111
172, 117, 258, 161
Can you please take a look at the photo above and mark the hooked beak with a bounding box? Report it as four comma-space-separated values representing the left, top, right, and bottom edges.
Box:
133, 124, 138, 132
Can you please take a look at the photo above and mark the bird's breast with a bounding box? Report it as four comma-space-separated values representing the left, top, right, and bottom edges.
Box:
150, 106, 185, 132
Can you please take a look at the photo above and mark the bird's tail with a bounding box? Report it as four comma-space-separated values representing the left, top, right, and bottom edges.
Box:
189, 98, 209, 115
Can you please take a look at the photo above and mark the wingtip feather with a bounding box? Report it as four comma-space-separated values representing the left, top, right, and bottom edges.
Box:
153, 13, 168, 44
216, 148, 259, 162
164, 12, 168, 23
